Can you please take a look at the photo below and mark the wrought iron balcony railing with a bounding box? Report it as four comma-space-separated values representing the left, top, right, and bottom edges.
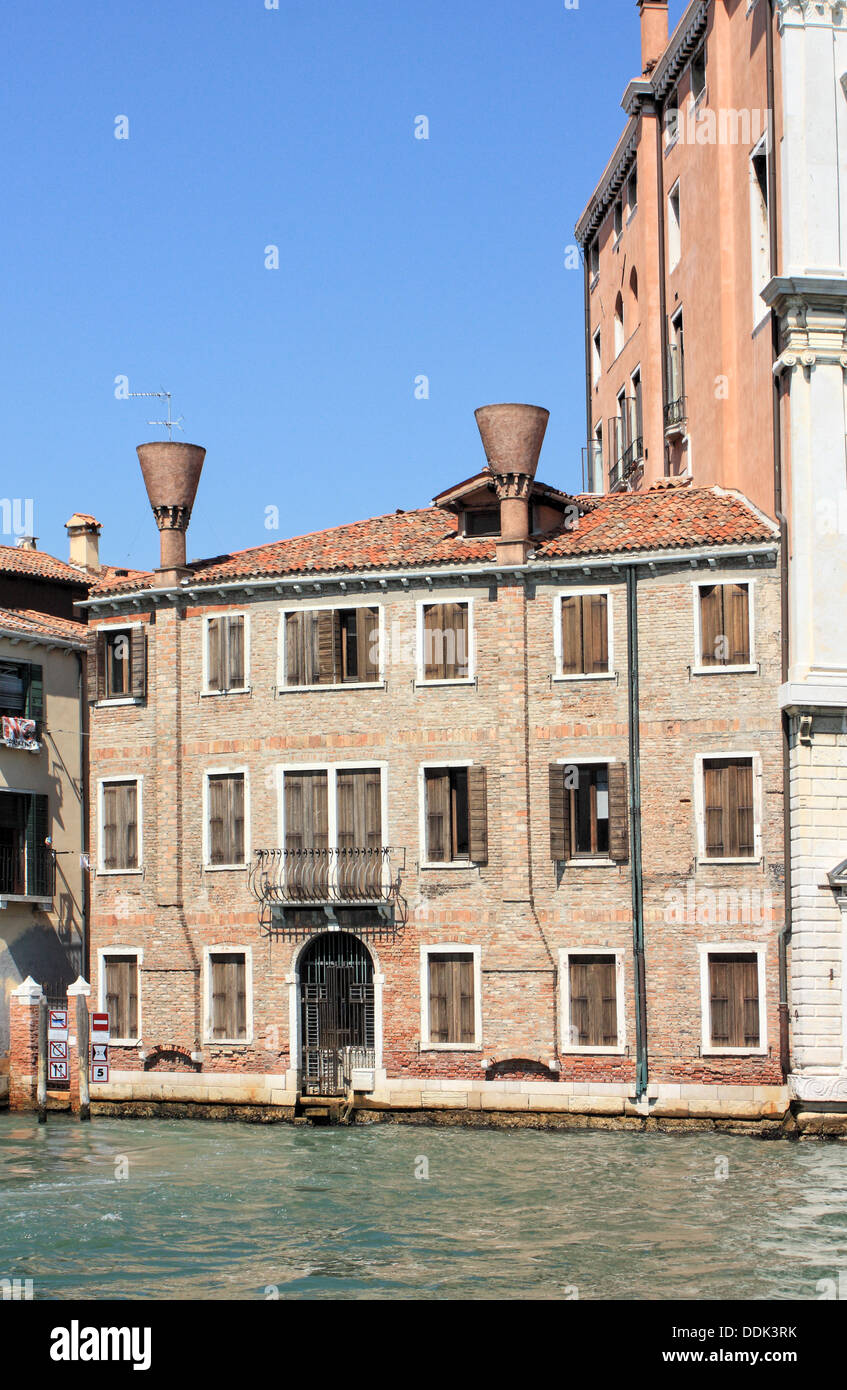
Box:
609, 437, 643, 492
249, 846, 403, 906
664, 396, 687, 434
0, 844, 55, 899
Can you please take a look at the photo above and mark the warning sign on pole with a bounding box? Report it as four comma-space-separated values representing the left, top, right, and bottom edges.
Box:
91, 1042, 108, 1065
48, 1061, 68, 1082
49, 1040, 68, 1061
48, 1010, 68, 1042
91, 1012, 109, 1040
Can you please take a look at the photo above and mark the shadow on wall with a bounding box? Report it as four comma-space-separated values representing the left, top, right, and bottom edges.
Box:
0, 919, 81, 1054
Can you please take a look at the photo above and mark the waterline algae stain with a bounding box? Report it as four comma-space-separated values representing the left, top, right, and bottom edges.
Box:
2, 1115, 847, 1301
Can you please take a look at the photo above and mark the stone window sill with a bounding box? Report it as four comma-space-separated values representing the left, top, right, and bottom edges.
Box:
276, 682, 385, 694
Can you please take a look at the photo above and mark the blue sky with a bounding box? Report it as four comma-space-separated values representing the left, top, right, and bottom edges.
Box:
0, 0, 687, 571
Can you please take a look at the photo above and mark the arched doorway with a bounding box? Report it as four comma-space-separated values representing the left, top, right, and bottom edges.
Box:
299, 933, 375, 1096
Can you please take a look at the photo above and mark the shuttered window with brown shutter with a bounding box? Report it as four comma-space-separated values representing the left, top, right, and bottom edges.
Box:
560, 594, 610, 675
284, 771, 329, 897
424, 766, 486, 863
285, 608, 379, 686
208, 773, 245, 865
104, 954, 139, 1039
549, 762, 627, 863
210, 953, 247, 1041
427, 952, 476, 1044
699, 583, 750, 667
102, 780, 139, 870
568, 955, 618, 1048
206, 615, 245, 692
337, 768, 382, 894
708, 953, 760, 1048
104, 630, 131, 699
422, 603, 470, 681
703, 758, 755, 859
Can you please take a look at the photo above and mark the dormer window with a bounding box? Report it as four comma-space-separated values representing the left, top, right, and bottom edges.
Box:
462, 508, 500, 538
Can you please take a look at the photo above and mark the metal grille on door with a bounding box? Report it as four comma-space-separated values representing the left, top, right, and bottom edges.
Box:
300, 933, 375, 1095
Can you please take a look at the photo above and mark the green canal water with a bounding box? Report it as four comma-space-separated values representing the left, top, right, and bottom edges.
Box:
1, 1114, 847, 1300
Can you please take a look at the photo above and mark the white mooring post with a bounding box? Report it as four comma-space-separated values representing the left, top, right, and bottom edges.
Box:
36, 996, 47, 1124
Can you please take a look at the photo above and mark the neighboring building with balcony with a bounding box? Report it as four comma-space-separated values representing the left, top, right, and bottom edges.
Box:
77, 416, 789, 1127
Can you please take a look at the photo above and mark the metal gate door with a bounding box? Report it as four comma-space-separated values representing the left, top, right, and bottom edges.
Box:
300, 933, 375, 1096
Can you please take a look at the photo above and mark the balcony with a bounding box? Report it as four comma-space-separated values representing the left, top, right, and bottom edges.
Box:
249, 846, 407, 936
0, 844, 55, 902
664, 396, 688, 437
609, 437, 643, 492
581, 442, 604, 495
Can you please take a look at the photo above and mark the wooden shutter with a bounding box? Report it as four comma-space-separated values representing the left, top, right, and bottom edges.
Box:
560, 595, 582, 675
25, 664, 43, 725
317, 610, 340, 684
709, 954, 759, 1048
725, 584, 750, 666
467, 765, 488, 865
607, 762, 629, 863
337, 769, 381, 893
569, 956, 617, 1048
584, 595, 609, 673
428, 957, 449, 1042
704, 760, 724, 857
429, 954, 474, 1044
356, 607, 379, 681
699, 585, 722, 666
728, 759, 754, 858
24, 792, 49, 896
229, 774, 245, 863
211, 956, 228, 1039
708, 957, 731, 1046
208, 775, 244, 865
548, 764, 570, 861
87, 631, 105, 703
227, 616, 245, 689
451, 604, 469, 678
425, 770, 450, 861
423, 603, 443, 680
569, 960, 590, 1045
741, 956, 760, 1047
285, 612, 302, 685
105, 956, 138, 1039
128, 628, 146, 698
103, 783, 118, 870
207, 618, 223, 690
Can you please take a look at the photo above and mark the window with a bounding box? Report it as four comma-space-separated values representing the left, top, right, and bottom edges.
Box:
421, 946, 481, 1048
207, 772, 246, 866
103, 954, 139, 1040
702, 758, 755, 860
549, 761, 629, 863
0, 790, 50, 897
697, 582, 752, 668
665, 92, 679, 145
558, 592, 611, 676
206, 614, 246, 692
463, 508, 500, 537
614, 293, 625, 357
100, 779, 140, 872
627, 165, 638, 217
613, 197, 623, 240
666, 309, 686, 429
691, 47, 706, 103
668, 181, 681, 271
208, 951, 248, 1043
0, 661, 42, 723
284, 607, 379, 687
629, 266, 638, 310
282, 765, 384, 897
563, 952, 621, 1051
588, 236, 599, 280
750, 137, 771, 316
91, 627, 146, 703
700, 948, 764, 1053
419, 602, 470, 682
422, 765, 488, 865
592, 329, 602, 387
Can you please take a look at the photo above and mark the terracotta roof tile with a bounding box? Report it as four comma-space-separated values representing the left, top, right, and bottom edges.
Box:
0, 545, 91, 584
89, 487, 777, 597
0, 608, 87, 645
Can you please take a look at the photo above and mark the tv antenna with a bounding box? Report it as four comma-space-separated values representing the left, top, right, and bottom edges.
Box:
128, 389, 184, 440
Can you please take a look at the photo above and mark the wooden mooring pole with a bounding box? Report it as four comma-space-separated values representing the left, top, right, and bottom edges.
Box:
76, 993, 90, 1122
36, 995, 47, 1124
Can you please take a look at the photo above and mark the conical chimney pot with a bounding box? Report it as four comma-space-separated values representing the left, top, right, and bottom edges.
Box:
137, 440, 206, 578
474, 404, 549, 480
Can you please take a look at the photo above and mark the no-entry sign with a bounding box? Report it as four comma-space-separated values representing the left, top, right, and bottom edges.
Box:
91, 1012, 109, 1040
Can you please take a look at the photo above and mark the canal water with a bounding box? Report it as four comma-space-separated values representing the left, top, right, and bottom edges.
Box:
1, 1114, 847, 1300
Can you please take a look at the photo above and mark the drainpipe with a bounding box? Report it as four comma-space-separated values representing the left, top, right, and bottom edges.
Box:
583, 246, 593, 489
654, 97, 670, 476
627, 565, 648, 1097
765, 0, 792, 1082
75, 650, 89, 980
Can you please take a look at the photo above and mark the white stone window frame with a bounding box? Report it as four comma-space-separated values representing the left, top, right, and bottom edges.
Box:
97, 945, 143, 1046
552, 755, 619, 868
418, 758, 477, 871
97, 774, 143, 876
276, 599, 386, 692
749, 130, 772, 330
667, 179, 682, 270
275, 760, 390, 893
693, 750, 763, 865
415, 595, 476, 686
200, 609, 251, 697
202, 943, 254, 1047
690, 576, 757, 675
419, 943, 483, 1052
592, 328, 602, 387
553, 587, 616, 681
202, 765, 250, 870
697, 941, 768, 1057
92, 620, 146, 707
559, 946, 626, 1056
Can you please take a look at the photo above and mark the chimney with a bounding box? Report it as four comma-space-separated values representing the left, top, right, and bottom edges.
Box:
136, 440, 206, 586
14, 536, 38, 550
638, 0, 668, 76
65, 513, 101, 571
474, 403, 550, 564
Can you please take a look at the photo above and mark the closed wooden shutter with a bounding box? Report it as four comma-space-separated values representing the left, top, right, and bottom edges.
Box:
356, 607, 379, 681
425, 770, 451, 861
317, 610, 340, 684
428, 953, 475, 1044
227, 616, 245, 689
87, 632, 105, 703
709, 954, 759, 1048
548, 763, 571, 861
700, 584, 750, 667
208, 774, 244, 865
105, 956, 138, 1039
103, 784, 117, 870
285, 612, 304, 686
423, 603, 444, 680
467, 765, 488, 864
423, 603, 468, 680
103, 782, 138, 870
584, 595, 609, 673
607, 762, 629, 863
704, 759, 754, 858
24, 792, 49, 896
207, 618, 223, 690
210, 954, 247, 1041
0, 662, 26, 714
25, 664, 44, 724
560, 596, 582, 675
704, 760, 724, 857
569, 956, 617, 1048
725, 584, 750, 666
337, 769, 382, 893
284, 771, 328, 896
130, 628, 146, 698
699, 585, 722, 666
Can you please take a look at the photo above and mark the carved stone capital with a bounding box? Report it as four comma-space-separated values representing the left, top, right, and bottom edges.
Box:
152, 503, 192, 532
490, 471, 533, 502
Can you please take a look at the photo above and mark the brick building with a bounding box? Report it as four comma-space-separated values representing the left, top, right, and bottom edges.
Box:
76, 410, 789, 1126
